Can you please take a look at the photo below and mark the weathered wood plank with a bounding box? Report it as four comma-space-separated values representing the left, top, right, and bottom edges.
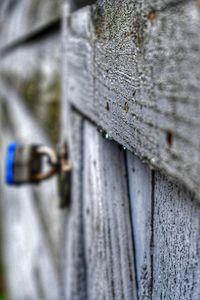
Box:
62, 112, 88, 300
61, 10, 89, 297
0, 0, 61, 50
64, 1, 200, 199
62, 112, 137, 300
126, 153, 153, 299
83, 121, 137, 300
153, 172, 200, 299
61, 21, 137, 292
64, 6, 96, 122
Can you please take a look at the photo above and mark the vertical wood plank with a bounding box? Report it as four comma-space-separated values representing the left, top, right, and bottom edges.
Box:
63, 6, 96, 123
62, 112, 87, 300
83, 121, 137, 300
153, 173, 200, 299
61, 6, 88, 299
126, 153, 153, 299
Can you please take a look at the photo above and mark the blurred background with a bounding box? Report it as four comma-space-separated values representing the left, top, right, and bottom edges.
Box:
0, 1, 62, 299
1, 0, 200, 300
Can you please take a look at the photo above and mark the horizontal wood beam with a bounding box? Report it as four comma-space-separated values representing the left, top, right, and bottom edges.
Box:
63, 1, 200, 199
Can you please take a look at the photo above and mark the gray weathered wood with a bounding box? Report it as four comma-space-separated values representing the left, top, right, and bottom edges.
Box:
0, 78, 61, 256
1, 127, 60, 300
153, 172, 200, 299
62, 112, 88, 300
64, 6, 96, 122
126, 153, 152, 299
1, 187, 60, 300
83, 121, 137, 300
63, 0, 200, 200
0, 0, 61, 50
1, 0, 200, 299
62, 112, 137, 300
0, 31, 61, 143
0, 18, 64, 297
61, 10, 91, 297
63, 8, 137, 297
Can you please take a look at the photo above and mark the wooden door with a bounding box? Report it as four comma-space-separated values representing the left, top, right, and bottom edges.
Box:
1, 0, 200, 299
61, 2, 200, 299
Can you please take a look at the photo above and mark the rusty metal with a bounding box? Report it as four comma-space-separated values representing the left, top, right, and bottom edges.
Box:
33, 144, 72, 182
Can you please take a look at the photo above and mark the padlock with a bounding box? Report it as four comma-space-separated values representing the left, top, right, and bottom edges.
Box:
6, 143, 43, 185
5, 143, 71, 185
5, 142, 72, 208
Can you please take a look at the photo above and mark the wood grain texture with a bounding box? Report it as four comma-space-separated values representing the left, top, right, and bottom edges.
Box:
62, 112, 88, 300
60, 10, 89, 299
61, 25, 137, 294
62, 112, 137, 300
152, 172, 200, 300
64, 6, 97, 122
126, 153, 153, 299
64, 0, 200, 199
0, 0, 61, 49
83, 121, 137, 300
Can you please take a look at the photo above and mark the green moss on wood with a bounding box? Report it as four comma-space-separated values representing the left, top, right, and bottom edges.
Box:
42, 76, 60, 144
28, 0, 41, 26
1, 71, 60, 144
50, 0, 61, 18
20, 72, 41, 114
20, 73, 60, 144
28, 0, 61, 26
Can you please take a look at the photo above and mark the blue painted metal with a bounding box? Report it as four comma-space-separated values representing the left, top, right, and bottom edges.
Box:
5, 143, 17, 185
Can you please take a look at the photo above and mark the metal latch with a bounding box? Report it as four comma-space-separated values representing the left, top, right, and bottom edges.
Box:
5, 143, 71, 185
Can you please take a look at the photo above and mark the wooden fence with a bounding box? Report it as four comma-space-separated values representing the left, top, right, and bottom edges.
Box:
0, 0, 200, 299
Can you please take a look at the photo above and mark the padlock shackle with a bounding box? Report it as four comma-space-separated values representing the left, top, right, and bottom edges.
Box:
32, 145, 71, 181
31, 146, 59, 181
32, 167, 58, 181
36, 146, 58, 166
32, 160, 71, 181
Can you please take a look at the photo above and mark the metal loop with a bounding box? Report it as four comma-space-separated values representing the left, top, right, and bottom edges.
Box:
32, 145, 71, 181
36, 146, 58, 166
32, 167, 58, 181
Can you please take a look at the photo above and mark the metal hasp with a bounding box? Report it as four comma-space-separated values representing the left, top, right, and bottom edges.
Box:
5, 143, 71, 186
